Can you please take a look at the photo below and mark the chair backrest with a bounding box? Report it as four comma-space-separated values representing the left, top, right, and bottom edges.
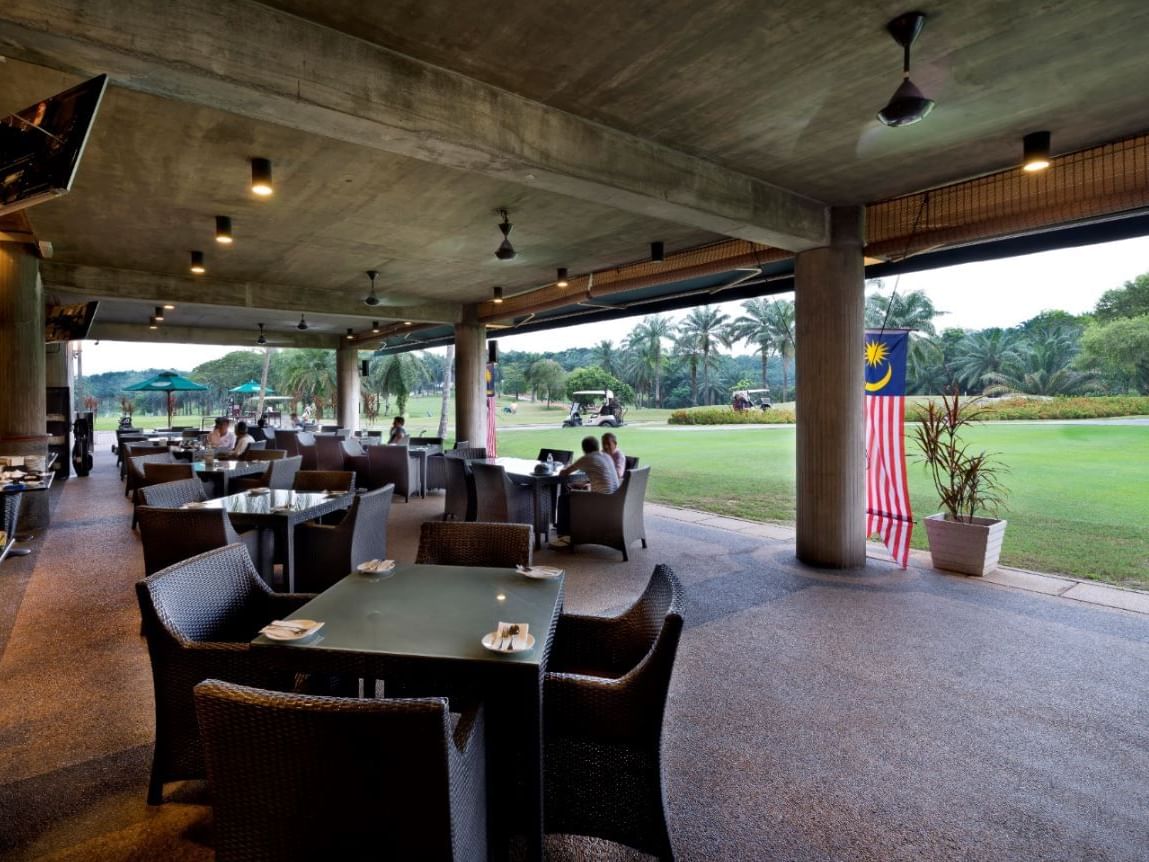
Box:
139, 477, 208, 509
293, 470, 355, 493
194, 680, 467, 861
245, 439, 268, 451
620, 466, 650, 523
450, 446, 487, 461
624, 455, 640, 471
314, 435, 346, 471
182, 429, 204, 440
296, 432, 317, 469
470, 462, 511, 522
128, 452, 176, 488
452, 440, 470, 450
442, 453, 474, 521
537, 448, 574, 465
272, 429, 301, 457
137, 508, 244, 578
416, 521, 531, 568
240, 448, 287, 462
618, 564, 685, 732
349, 485, 394, 566
144, 462, 195, 485
366, 445, 412, 494
266, 456, 302, 490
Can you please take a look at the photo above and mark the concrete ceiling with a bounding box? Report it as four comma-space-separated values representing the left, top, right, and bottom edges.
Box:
3, 0, 1149, 346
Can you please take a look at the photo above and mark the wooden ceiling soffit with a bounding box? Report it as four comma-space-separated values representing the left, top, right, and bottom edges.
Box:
478, 240, 792, 322
866, 133, 1149, 261
89, 321, 338, 349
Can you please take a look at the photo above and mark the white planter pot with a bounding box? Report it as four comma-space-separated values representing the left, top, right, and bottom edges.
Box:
923, 513, 1007, 576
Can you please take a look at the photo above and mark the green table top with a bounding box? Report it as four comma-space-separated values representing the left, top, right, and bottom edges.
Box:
252, 563, 564, 666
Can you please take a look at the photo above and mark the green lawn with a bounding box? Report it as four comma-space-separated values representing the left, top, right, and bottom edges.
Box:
494, 424, 1149, 589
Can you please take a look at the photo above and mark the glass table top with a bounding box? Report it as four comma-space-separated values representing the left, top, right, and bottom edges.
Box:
200, 488, 347, 514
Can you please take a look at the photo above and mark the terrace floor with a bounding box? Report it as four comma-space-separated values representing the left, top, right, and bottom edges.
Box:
1, 447, 1147, 860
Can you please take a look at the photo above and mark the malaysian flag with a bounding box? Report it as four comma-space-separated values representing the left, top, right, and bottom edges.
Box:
865, 329, 913, 567
485, 362, 498, 457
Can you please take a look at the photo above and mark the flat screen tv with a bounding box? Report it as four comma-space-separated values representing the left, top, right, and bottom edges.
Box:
0, 74, 108, 218
45, 301, 99, 343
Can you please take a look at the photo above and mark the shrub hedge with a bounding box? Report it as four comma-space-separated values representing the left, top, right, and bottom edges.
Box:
667, 397, 1149, 425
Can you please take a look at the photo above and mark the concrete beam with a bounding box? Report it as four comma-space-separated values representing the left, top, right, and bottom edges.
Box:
89, 321, 338, 349
39, 262, 459, 324
0, 0, 828, 251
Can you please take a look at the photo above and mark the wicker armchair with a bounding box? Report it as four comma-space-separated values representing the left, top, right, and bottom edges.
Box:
416, 521, 532, 568
233, 455, 301, 492
143, 461, 195, 485
314, 435, 347, 471
292, 485, 394, 592
292, 470, 355, 493
543, 564, 684, 860
452, 440, 469, 450
239, 448, 287, 461
137, 505, 269, 577
194, 680, 487, 861
135, 544, 316, 804
451, 446, 487, 461
471, 462, 534, 528
569, 466, 651, 561
273, 429, 302, 458
139, 477, 208, 509
367, 444, 419, 501
126, 450, 174, 498
442, 453, 476, 522
120, 438, 166, 479
296, 431, 318, 470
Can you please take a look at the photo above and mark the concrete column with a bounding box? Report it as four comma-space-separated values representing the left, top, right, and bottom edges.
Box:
453, 308, 486, 446
335, 344, 360, 430
0, 243, 47, 458
794, 206, 866, 568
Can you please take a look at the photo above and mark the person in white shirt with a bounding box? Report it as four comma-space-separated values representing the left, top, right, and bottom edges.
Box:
206, 418, 236, 451
388, 416, 410, 445
601, 431, 626, 480
227, 421, 255, 458
549, 436, 619, 549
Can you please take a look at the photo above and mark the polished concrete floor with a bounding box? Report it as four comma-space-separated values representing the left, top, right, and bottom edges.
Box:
1, 448, 1147, 860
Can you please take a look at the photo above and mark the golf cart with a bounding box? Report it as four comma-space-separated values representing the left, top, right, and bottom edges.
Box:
732, 388, 772, 412
562, 389, 626, 428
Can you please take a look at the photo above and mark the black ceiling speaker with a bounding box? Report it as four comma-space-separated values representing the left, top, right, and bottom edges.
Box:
297, 314, 309, 331
877, 11, 935, 127
488, 340, 498, 365
360, 359, 370, 377
363, 270, 381, 306
494, 209, 516, 260
256, 323, 267, 345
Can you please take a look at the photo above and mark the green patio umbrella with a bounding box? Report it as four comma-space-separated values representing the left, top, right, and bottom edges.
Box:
229, 379, 276, 395
124, 371, 209, 429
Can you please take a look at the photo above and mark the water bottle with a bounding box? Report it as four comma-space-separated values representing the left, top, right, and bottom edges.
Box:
546, 453, 554, 471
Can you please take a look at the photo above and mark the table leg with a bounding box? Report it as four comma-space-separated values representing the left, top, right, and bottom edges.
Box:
522, 674, 545, 861
280, 521, 295, 592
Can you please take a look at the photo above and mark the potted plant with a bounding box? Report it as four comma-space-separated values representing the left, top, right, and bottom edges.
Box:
913, 392, 1008, 576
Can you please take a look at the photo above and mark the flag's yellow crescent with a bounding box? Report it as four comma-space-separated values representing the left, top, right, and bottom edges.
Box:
864, 362, 893, 392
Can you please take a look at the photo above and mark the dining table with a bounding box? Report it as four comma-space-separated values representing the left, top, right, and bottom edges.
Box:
200, 488, 354, 591
251, 562, 565, 861
190, 458, 269, 497
477, 457, 571, 549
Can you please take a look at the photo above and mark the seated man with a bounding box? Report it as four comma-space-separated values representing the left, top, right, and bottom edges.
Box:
206, 418, 235, 452
601, 431, 626, 480
549, 435, 619, 549
388, 416, 409, 445
227, 421, 255, 458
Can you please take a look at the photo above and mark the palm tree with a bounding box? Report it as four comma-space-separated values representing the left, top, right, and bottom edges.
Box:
728, 298, 774, 390
864, 287, 940, 335
984, 336, 1100, 396
953, 329, 1024, 394
764, 300, 795, 402
282, 349, 337, 412
672, 330, 702, 406
676, 306, 730, 405
631, 315, 672, 407
369, 353, 428, 416
592, 340, 619, 378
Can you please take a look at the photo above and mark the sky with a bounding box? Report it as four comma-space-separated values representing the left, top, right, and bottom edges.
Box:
78, 234, 1149, 375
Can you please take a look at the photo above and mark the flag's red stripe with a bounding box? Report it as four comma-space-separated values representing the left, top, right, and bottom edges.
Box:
865, 391, 913, 567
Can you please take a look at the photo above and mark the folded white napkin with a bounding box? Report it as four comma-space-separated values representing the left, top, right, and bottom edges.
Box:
495, 621, 529, 651
260, 619, 323, 637
516, 565, 563, 578
358, 559, 396, 573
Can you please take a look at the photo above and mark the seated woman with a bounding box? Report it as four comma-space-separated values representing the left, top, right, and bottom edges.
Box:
226, 421, 255, 458
388, 416, 409, 445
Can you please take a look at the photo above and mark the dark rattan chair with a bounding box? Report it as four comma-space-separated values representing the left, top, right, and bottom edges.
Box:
451, 446, 487, 461
135, 544, 316, 804
139, 477, 208, 509
366, 445, 419, 501
569, 466, 651, 561
137, 505, 269, 577
128, 453, 180, 528
234, 455, 301, 492
239, 448, 287, 461
471, 462, 533, 528
126, 450, 174, 498
415, 521, 532, 568
543, 564, 684, 860
314, 435, 347, 471
293, 485, 394, 592
296, 431, 317, 470
143, 461, 195, 485
292, 470, 355, 493
194, 679, 487, 861
273, 429, 302, 458
442, 453, 476, 522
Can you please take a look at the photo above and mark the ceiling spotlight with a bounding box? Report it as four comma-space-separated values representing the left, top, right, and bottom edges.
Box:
256, 323, 267, 345
494, 209, 516, 260
404, 321, 413, 326
364, 270, 381, 306
251, 157, 273, 196
163, 304, 175, 310
154, 305, 165, 322
346, 328, 354, 340
297, 314, 309, 331
215, 215, 233, 244
1022, 131, 1052, 172
371, 321, 381, 334
650, 241, 665, 262
189, 250, 206, 274
148, 316, 158, 330
556, 267, 569, 287
876, 12, 935, 127
493, 286, 504, 304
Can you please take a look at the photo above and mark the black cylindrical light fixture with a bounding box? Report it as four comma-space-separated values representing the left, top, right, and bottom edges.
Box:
493, 286, 504, 304
556, 267, 569, 287
154, 305, 165, 321
488, 340, 498, 365
189, 250, 206, 274
371, 320, 381, 334
346, 328, 354, 340
1022, 131, 1051, 172
651, 241, 665, 262
148, 315, 159, 330
251, 157, 273, 196
215, 215, 233, 244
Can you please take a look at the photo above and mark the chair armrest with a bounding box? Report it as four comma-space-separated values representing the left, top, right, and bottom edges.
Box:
450, 700, 485, 754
